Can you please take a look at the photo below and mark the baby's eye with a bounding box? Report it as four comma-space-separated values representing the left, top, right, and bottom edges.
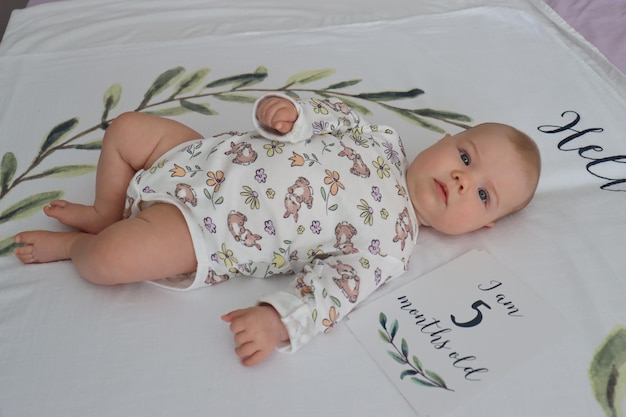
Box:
459, 150, 471, 166
478, 188, 489, 204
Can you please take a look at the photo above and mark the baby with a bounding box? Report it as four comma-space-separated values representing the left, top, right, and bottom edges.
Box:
14, 94, 540, 366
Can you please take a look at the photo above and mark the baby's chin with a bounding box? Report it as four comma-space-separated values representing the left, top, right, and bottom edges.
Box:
426, 220, 489, 236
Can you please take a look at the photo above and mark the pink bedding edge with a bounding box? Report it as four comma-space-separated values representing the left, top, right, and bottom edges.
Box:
544, 0, 626, 75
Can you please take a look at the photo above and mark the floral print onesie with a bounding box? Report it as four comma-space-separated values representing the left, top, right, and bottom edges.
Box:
125, 93, 418, 352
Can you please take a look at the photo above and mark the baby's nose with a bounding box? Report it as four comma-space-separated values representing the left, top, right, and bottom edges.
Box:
452, 170, 471, 193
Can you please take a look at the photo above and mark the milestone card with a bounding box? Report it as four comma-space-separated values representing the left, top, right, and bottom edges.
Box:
346, 250, 563, 417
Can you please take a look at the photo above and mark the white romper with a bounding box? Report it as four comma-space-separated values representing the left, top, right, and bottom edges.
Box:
125, 94, 418, 351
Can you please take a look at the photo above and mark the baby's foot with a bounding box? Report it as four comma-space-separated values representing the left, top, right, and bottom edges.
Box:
44, 200, 114, 234
13, 231, 82, 264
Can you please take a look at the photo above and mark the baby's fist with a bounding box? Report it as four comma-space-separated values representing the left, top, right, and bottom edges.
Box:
256, 97, 298, 134
222, 305, 289, 366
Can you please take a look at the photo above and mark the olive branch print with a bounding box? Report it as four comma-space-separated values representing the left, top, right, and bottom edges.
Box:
379, 312, 453, 391
0, 65, 472, 256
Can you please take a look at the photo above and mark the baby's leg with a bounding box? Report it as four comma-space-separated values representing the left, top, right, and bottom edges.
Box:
15, 203, 197, 285
47, 112, 202, 234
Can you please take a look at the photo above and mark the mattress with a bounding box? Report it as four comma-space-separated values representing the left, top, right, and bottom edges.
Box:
1, 1, 625, 416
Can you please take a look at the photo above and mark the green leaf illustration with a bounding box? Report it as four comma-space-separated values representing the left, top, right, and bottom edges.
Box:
355, 88, 424, 102
390, 319, 399, 340
233, 66, 268, 89
379, 329, 391, 342
412, 355, 424, 372
171, 68, 210, 97
326, 79, 362, 89
589, 325, 626, 417
401, 338, 409, 358
31, 165, 96, 180
0, 235, 18, 257
0, 191, 63, 225
400, 369, 418, 380
103, 83, 122, 113
379, 312, 453, 391
101, 83, 122, 128
140, 66, 185, 107
214, 94, 258, 104
39, 118, 80, 154
411, 377, 437, 388
70, 140, 103, 151
388, 350, 406, 365
205, 68, 267, 89
388, 107, 445, 134
284, 91, 300, 100
413, 108, 472, 123
379, 312, 388, 329
143, 107, 193, 117
1, 152, 17, 192
286, 68, 335, 86
180, 100, 218, 115
425, 369, 449, 390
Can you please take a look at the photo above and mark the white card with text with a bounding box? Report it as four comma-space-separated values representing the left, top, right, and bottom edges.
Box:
346, 250, 563, 417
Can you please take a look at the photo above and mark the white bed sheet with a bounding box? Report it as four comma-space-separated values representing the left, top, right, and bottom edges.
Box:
6, 0, 626, 76
1, 1, 625, 417
16, 0, 626, 76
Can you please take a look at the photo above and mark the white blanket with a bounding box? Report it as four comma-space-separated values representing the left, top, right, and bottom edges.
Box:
1, 1, 625, 416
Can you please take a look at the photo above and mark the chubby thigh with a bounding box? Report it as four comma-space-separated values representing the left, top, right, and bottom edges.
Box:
84, 203, 197, 284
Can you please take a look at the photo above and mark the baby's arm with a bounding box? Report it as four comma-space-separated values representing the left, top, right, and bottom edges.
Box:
221, 305, 289, 366
260, 254, 407, 354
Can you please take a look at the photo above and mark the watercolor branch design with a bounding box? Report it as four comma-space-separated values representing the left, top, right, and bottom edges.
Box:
0, 65, 473, 255
379, 312, 453, 391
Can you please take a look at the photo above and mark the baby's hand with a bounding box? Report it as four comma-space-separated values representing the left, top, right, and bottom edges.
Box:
256, 96, 298, 134
221, 305, 289, 366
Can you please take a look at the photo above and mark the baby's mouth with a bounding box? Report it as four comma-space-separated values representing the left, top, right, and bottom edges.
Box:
434, 179, 448, 204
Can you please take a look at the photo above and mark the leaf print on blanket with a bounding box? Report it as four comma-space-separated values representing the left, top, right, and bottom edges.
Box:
589, 325, 626, 417
0, 65, 472, 256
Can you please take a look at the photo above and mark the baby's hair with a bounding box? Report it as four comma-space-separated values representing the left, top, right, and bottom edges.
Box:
504, 126, 541, 213
468, 123, 541, 216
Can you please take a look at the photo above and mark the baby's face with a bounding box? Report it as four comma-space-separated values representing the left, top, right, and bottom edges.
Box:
406, 127, 534, 235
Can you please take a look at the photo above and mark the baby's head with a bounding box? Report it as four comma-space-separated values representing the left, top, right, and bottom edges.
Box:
405, 123, 540, 235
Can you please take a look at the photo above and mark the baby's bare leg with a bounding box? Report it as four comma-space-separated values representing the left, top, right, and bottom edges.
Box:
47, 112, 202, 234
15, 204, 197, 285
